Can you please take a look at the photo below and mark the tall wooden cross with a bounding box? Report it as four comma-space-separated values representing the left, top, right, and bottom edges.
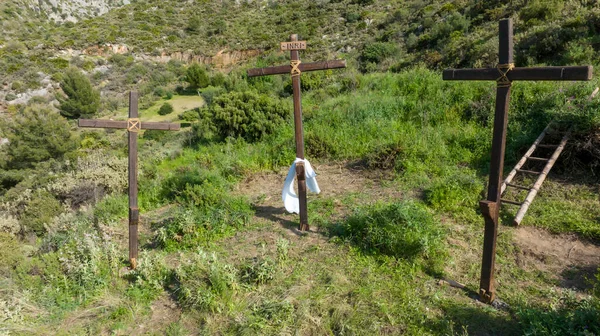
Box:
247, 34, 346, 231
78, 91, 181, 269
443, 19, 592, 303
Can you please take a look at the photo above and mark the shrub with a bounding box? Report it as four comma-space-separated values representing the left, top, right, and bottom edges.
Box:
126, 252, 170, 301
0, 233, 22, 275
344, 11, 361, 23
200, 90, 287, 142
178, 109, 200, 122
173, 250, 238, 311
57, 67, 100, 119
425, 170, 484, 213
49, 225, 120, 298
152, 204, 252, 250
240, 257, 277, 285
199, 86, 225, 106
360, 42, 398, 64
211, 72, 226, 87
2, 105, 76, 169
330, 201, 446, 272
158, 102, 174, 115
10, 81, 23, 92
47, 152, 128, 207
185, 63, 210, 90
0, 213, 20, 237
18, 190, 63, 236
109, 54, 134, 67
186, 16, 201, 34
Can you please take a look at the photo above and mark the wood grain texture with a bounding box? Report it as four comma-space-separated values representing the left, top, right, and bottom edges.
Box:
247, 59, 346, 77
442, 66, 592, 81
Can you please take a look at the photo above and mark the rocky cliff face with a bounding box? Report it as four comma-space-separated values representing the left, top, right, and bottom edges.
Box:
59, 44, 262, 68
23, 0, 130, 22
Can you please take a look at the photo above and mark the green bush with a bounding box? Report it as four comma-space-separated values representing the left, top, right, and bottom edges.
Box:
330, 201, 446, 271
185, 63, 210, 90
152, 202, 251, 251
126, 252, 170, 302
18, 190, 63, 236
10, 81, 23, 92
2, 105, 76, 169
186, 16, 201, 34
211, 72, 226, 87
0, 233, 23, 275
200, 90, 288, 142
240, 257, 277, 285
200, 86, 225, 106
178, 109, 200, 122
425, 169, 484, 213
57, 67, 100, 119
158, 102, 174, 115
360, 42, 398, 65
173, 250, 238, 311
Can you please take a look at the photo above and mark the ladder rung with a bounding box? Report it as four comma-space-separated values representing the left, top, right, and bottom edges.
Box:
538, 144, 558, 148
501, 198, 522, 206
506, 183, 530, 190
517, 169, 541, 175
528, 157, 549, 161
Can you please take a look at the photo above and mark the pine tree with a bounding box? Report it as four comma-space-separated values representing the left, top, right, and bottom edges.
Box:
57, 67, 100, 119
184, 63, 210, 90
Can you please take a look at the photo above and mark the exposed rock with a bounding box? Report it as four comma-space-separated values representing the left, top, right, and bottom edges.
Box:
23, 0, 130, 23
7, 88, 50, 105
57, 44, 260, 68
139, 48, 262, 68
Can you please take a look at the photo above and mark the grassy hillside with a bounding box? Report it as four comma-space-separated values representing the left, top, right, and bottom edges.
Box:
0, 0, 600, 335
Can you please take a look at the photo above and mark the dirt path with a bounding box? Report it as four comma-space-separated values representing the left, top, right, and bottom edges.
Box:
513, 226, 600, 290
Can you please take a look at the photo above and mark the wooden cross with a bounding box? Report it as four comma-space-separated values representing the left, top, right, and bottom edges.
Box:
247, 34, 346, 231
78, 91, 181, 269
443, 18, 593, 303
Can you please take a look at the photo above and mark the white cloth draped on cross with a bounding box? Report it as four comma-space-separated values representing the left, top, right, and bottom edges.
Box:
282, 158, 320, 214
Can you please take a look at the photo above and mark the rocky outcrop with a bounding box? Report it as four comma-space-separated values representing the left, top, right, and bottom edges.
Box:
58, 44, 262, 68
139, 49, 262, 68
23, 0, 130, 23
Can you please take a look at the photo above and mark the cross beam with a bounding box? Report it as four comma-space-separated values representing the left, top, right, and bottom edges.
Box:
247, 60, 346, 77
78, 119, 181, 131
443, 66, 592, 81
247, 34, 346, 231
443, 18, 592, 303
78, 92, 181, 269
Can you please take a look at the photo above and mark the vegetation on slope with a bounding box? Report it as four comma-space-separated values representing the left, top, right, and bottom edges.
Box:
0, 0, 600, 334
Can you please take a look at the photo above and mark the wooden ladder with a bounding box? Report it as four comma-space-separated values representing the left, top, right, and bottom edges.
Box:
500, 123, 571, 225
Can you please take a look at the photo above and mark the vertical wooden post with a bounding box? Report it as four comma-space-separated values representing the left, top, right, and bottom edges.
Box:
479, 19, 513, 302
289, 34, 309, 231
128, 91, 140, 269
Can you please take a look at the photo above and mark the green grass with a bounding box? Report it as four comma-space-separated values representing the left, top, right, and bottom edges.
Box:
140, 95, 205, 122
106, 94, 205, 122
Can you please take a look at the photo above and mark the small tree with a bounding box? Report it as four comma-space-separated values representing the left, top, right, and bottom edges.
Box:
185, 64, 210, 90
187, 16, 201, 34
158, 102, 174, 115
201, 90, 287, 141
58, 67, 100, 119
3, 105, 76, 169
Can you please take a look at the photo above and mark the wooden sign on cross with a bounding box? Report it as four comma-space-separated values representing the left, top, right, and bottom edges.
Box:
247, 34, 346, 231
443, 19, 593, 303
78, 91, 181, 269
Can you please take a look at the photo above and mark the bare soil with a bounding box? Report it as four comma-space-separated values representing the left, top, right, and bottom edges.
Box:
513, 226, 600, 290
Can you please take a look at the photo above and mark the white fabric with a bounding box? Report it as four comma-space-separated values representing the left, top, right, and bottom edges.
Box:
282, 158, 321, 214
